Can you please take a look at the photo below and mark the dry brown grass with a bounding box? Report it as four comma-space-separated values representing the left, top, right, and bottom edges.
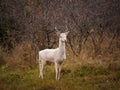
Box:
0, 42, 37, 70
0, 39, 120, 72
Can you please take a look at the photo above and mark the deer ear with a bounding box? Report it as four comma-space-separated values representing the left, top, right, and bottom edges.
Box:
55, 27, 61, 37
65, 31, 70, 36
56, 31, 61, 37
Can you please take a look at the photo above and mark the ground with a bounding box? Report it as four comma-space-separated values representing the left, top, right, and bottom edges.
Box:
0, 63, 120, 90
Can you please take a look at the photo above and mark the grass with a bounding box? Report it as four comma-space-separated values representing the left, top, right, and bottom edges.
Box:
0, 64, 120, 90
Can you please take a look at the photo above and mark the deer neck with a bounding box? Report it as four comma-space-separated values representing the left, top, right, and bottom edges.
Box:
58, 40, 66, 56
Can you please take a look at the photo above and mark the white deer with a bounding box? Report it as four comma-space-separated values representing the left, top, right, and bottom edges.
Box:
38, 28, 69, 80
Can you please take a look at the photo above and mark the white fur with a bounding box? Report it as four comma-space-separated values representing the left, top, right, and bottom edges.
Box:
38, 31, 69, 80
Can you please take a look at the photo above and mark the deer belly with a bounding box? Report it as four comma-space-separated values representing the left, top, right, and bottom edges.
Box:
44, 53, 55, 62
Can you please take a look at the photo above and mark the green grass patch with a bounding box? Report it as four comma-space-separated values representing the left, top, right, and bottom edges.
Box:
0, 64, 120, 90
73, 65, 111, 77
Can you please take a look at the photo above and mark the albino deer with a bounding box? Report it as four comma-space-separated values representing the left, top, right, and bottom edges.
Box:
38, 28, 69, 80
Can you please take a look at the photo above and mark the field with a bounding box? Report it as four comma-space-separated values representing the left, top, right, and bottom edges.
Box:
0, 56, 120, 90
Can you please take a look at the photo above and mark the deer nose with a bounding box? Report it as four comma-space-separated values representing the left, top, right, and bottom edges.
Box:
65, 39, 67, 42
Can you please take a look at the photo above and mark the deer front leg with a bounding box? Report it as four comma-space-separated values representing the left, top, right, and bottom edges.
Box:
55, 62, 58, 80
58, 63, 63, 80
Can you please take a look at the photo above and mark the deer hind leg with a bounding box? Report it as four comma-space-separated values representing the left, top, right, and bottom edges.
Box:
38, 59, 41, 78
39, 60, 45, 79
